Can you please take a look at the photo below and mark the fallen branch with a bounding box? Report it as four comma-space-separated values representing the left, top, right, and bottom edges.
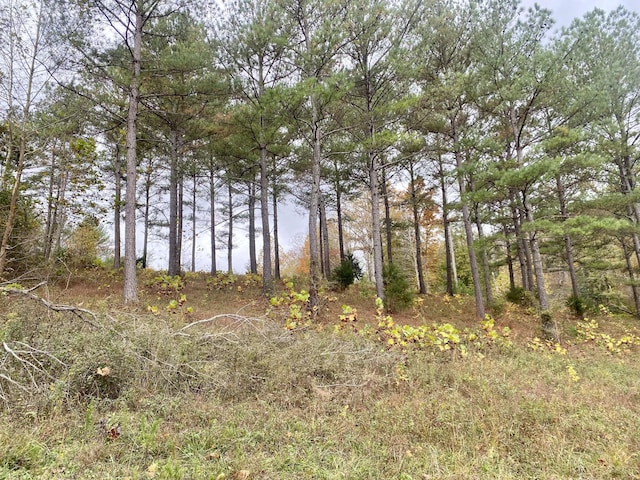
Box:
1, 283, 100, 327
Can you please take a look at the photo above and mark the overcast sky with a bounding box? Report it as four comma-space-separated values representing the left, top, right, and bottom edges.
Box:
521, 0, 640, 27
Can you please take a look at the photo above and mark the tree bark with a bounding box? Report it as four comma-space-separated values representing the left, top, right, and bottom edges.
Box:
227, 179, 234, 274
114, 144, 122, 269
319, 195, 331, 279
209, 162, 217, 274
191, 171, 197, 272
248, 180, 257, 274
272, 183, 281, 280
409, 161, 426, 294
122, 5, 143, 304
168, 128, 180, 276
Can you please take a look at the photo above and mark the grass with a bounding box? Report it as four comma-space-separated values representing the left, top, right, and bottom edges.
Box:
0, 269, 640, 479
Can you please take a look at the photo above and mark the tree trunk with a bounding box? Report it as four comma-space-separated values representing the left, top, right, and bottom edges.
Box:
453, 137, 484, 319
122, 5, 143, 304
114, 144, 122, 269
511, 201, 529, 291
0, 1, 42, 277
191, 171, 197, 272
227, 179, 234, 274
475, 215, 494, 306
409, 162, 426, 294
336, 187, 345, 262
209, 163, 217, 274
523, 187, 557, 340
438, 154, 455, 295
319, 195, 331, 279
504, 227, 516, 291
308, 98, 322, 311
370, 151, 385, 300
556, 174, 579, 300
382, 169, 393, 265
248, 180, 257, 274
259, 144, 272, 292
168, 128, 180, 276
272, 184, 281, 280
622, 239, 640, 318
142, 168, 150, 269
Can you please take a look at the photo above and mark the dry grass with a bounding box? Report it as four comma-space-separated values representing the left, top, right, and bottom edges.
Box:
1, 269, 640, 479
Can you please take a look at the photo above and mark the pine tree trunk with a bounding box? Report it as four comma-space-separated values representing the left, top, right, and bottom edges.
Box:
168, 128, 180, 276
622, 240, 640, 318
382, 170, 393, 265
209, 165, 217, 274
409, 162, 426, 294
227, 180, 233, 274
369, 150, 385, 300
320, 196, 331, 279
142, 170, 150, 268
308, 98, 322, 311
191, 172, 197, 272
440, 161, 455, 295
336, 188, 345, 262
272, 186, 281, 280
259, 143, 272, 293
453, 140, 484, 319
113, 144, 122, 269
122, 6, 142, 304
556, 174, 579, 299
248, 181, 257, 274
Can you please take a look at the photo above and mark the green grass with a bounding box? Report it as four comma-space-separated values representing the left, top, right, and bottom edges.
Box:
1, 282, 640, 479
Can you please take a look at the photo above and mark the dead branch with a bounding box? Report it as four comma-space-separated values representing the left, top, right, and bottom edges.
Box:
1, 283, 100, 327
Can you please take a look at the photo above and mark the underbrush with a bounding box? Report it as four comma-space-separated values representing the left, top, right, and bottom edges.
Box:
1, 284, 639, 479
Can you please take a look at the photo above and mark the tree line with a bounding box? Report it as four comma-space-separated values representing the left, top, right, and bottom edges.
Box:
1, 0, 639, 336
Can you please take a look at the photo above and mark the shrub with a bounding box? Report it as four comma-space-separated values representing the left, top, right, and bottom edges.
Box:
505, 286, 536, 307
382, 263, 414, 311
331, 253, 363, 290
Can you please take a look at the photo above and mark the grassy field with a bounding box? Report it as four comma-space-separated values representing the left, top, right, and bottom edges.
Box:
1, 269, 639, 479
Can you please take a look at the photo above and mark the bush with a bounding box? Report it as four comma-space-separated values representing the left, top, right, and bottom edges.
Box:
383, 263, 414, 312
331, 253, 363, 290
505, 286, 536, 307
566, 295, 587, 317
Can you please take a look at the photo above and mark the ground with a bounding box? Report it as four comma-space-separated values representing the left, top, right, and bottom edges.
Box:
1, 267, 640, 479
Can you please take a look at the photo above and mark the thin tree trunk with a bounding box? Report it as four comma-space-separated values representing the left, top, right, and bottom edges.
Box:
308, 98, 322, 311
336, 187, 345, 262
504, 226, 516, 291
272, 185, 281, 280
168, 128, 180, 276
177, 174, 184, 274
452, 134, 484, 319
320, 195, 331, 279
370, 151, 385, 300
475, 215, 494, 306
0, 1, 43, 276
259, 145, 272, 292
114, 144, 122, 269
209, 163, 217, 274
227, 180, 233, 274
438, 154, 455, 295
248, 180, 257, 274
409, 162, 426, 294
191, 171, 197, 272
142, 168, 150, 268
556, 174, 579, 299
622, 239, 640, 318
123, 5, 143, 304
382, 169, 393, 265
511, 201, 529, 291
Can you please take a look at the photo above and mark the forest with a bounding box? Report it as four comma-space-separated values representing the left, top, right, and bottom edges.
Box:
2, 0, 640, 477
2, 0, 640, 330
